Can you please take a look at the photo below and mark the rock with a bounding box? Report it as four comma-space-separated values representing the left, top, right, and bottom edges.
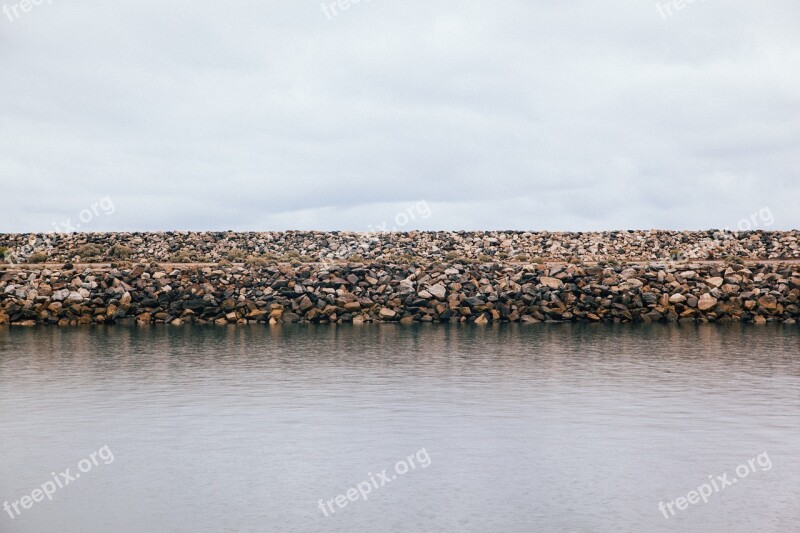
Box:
66, 291, 84, 302
379, 308, 397, 319
757, 295, 778, 310
539, 277, 563, 290
52, 289, 69, 301
669, 293, 686, 304
428, 284, 446, 300
642, 293, 659, 305
344, 301, 361, 311
2, 231, 800, 326
721, 284, 740, 294
698, 294, 717, 311
298, 295, 314, 312
395, 280, 414, 294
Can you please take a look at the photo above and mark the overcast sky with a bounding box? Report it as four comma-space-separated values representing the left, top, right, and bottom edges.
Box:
1, 0, 798, 232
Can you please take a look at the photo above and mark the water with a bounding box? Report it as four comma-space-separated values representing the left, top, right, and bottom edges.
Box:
1, 324, 799, 532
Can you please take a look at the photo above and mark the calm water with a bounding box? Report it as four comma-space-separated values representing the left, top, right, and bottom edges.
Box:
1, 324, 799, 532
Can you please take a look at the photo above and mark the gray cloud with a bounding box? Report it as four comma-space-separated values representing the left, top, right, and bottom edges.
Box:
1, 0, 798, 232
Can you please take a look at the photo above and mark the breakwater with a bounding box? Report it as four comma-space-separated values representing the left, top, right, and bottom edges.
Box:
2, 253, 799, 326
2, 230, 800, 265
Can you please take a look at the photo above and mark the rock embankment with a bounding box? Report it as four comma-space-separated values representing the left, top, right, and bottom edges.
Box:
2, 230, 800, 265
2, 261, 798, 326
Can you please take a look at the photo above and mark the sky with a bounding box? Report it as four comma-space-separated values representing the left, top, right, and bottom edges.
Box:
1, 0, 798, 232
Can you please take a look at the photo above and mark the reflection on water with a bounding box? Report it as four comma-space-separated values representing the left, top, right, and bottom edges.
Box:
1, 324, 799, 532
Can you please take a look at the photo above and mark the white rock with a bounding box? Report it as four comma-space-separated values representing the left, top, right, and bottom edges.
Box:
52, 289, 69, 301
428, 284, 447, 300
66, 291, 84, 302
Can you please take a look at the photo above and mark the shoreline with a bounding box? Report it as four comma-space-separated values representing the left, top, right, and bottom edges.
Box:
2, 257, 799, 327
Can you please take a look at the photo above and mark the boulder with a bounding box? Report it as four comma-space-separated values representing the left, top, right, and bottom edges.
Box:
539, 277, 563, 290
698, 293, 717, 311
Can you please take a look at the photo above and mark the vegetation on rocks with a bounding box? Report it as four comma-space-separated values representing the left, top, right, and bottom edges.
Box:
109, 244, 133, 259
75, 244, 103, 259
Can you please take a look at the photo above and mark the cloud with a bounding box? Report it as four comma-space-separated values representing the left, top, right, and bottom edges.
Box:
1, 0, 798, 231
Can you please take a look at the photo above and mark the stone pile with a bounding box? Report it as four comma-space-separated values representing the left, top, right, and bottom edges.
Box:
2, 260, 798, 326
2, 230, 800, 265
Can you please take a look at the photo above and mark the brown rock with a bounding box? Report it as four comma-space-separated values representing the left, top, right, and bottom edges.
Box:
540, 277, 563, 290
379, 308, 397, 319
344, 301, 361, 311
757, 295, 778, 310
698, 294, 717, 311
